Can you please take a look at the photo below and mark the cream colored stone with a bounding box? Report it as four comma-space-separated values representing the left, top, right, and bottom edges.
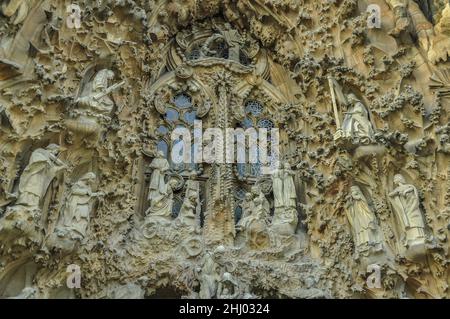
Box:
0, 0, 448, 300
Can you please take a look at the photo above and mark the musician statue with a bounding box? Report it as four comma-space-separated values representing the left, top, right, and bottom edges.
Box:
67, 69, 124, 136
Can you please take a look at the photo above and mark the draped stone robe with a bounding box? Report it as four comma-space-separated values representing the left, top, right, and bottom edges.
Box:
345, 188, 383, 255
342, 101, 374, 144
389, 183, 426, 246
60, 180, 93, 240
16, 148, 64, 208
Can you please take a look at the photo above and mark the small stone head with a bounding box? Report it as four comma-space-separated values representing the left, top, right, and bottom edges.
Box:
350, 186, 363, 199
284, 162, 291, 170
251, 185, 261, 195
347, 93, 359, 104
213, 245, 226, 260
189, 170, 197, 180
188, 192, 197, 203
394, 174, 406, 186
46, 143, 60, 155
168, 178, 178, 188
222, 272, 233, 282
81, 172, 97, 185
93, 69, 114, 92
156, 150, 165, 158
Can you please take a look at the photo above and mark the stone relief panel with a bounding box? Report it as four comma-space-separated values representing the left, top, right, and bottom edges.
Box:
0, 0, 448, 299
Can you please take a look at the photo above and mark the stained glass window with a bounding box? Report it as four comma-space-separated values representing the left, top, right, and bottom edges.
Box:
172, 94, 192, 109
157, 140, 168, 157
157, 125, 169, 134
258, 119, 274, 129
159, 92, 198, 173
245, 100, 263, 116
165, 108, 179, 122
234, 206, 243, 223
237, 100, 276, 178
172, 198, 183, 218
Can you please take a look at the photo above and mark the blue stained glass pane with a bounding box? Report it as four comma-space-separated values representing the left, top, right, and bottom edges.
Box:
258, 119, 274, 129
157, 125, 169, 134
237, 163, 246, 177
173, 94, 192, 109
184, 111, 196, 124
235, 206, 243, 223
241, 118, 253, 129
172, 199, 183, 217
250, 163, 261, 177
235, 188, 246, 200
188, 49, 201, 60
165, 108, 179, 122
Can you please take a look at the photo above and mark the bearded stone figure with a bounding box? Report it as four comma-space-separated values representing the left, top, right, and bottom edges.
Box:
55, 172, 102, 241
14, 144, 66, 209
345, 186, 384, 257
388, 174, 427, 250
342, 94, 374, 145
385, 0, 433, 37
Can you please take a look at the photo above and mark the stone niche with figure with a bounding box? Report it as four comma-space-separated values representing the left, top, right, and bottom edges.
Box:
0, 0, 449, 300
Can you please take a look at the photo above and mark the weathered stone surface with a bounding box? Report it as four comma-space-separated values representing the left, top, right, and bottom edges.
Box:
0, 0, 449, 299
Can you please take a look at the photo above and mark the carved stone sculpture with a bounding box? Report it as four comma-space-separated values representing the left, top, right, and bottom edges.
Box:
147, 151, 170, 205
217, 272, 240, 299
146, 178, 177, 221
14, 144, 66, 209
200, 23, 243, 62
272, 163, 298, 235
388, 175, 427, 251
185, 171, 201, 217
236, 192, 254, 232
1, 0, 30, 25
68, 69, 123, 136
385, 0, 413, 36
177, 192, 198, 229
54, 172, 101, 241
345, 186, 384, 257
385, 0, 442, 65
342, 94, 375, 145
198, 249, 222, 299
237, 187, 270, 249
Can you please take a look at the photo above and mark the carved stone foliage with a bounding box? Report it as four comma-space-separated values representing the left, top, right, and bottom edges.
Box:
0, 0, 449, 299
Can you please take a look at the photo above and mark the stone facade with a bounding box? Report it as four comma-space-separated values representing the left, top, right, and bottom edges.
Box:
0, 0, 449, 299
